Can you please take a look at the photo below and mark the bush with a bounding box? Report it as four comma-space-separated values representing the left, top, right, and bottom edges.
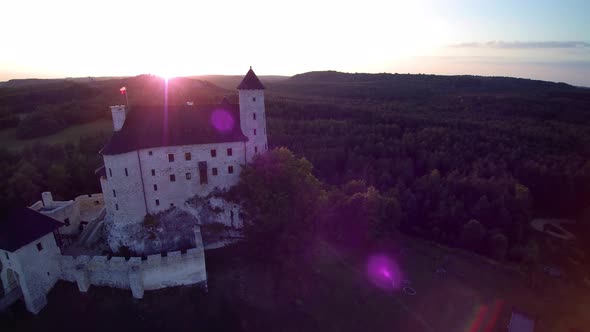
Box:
143, 214, 159, 229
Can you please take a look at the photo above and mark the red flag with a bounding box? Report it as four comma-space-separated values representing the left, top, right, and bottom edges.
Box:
120, 87, 126, 95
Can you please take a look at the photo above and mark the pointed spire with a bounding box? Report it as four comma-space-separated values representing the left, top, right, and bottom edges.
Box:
237, 67, 265, 90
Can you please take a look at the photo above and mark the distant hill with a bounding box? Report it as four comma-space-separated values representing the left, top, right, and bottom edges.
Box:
0, 74, 229, 143
0, 75, 226, 111
192, 75, 289, 90
267, 71, 588, 100
0, 76, 127, 89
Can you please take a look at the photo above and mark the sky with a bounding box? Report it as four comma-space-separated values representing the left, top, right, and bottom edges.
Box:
1, 0, 589, 86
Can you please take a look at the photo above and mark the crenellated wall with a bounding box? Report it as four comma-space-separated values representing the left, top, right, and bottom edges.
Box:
59, 228, 207, 298
59, 247, 206, 295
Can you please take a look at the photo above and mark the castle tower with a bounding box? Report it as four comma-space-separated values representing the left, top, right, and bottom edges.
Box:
238, 67, 268, 162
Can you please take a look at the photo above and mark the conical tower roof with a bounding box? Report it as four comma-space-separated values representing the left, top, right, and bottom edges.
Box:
237, 67, 265, 90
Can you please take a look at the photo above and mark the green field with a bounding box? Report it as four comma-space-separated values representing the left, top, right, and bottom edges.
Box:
2, 236, 587, 332
0, 119, 112, 150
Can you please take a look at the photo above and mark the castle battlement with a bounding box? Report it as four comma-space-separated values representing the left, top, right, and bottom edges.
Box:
59, 241, 206, 296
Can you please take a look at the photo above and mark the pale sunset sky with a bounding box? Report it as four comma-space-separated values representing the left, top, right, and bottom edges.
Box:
1, 0, 589, 86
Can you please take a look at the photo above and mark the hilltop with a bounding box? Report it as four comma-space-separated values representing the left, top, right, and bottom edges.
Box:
270, 70, 589, 100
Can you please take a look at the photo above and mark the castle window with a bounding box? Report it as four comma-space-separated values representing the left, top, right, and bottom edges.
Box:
186, 172, 191, 180
170, 203, 174, 207
168, 154, 175, 162
185, 152, 191, 161
170, 174, 176, 182
125, 168, 128, 176
254, 129, 257, 135
252, 97, 256, 102
228, 166, 234, 174
153, 184, 158, 191
109, 168, 112, 177
253, 113, 256, 120
211, 149, 217, 157
113, 189, 116, 197
155, 199, 160, 206
255, 146, 258, 153
115, 204, 119, 210
36, 242, 43, 251
199, 161, 208, 184
5, 252, 9, 260
149, 151, 153, 156
151, 169, 155, 176
64, 218, 70, 226
230, 210, 234, 222
212, 168, 218, 176
227, 148, 233, 156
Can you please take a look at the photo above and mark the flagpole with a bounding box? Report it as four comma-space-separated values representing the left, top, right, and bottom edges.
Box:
120, 86, 129, 110
125, 90, 129, 109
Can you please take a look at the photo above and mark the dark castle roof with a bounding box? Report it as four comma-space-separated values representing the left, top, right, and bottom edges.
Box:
0, 208, 63, 252
101, 103, 248, 155
237, 68, 265, 90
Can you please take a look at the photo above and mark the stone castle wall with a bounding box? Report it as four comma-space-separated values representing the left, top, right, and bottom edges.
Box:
30, 193, 105, 236
0, 232, 62, 314
102, 151, 147, 225
59, 247, 206, 297
102, 142, 246, 227
60, 227, 207, 298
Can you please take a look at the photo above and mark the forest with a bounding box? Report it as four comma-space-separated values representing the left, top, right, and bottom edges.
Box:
1, 71, 589, 261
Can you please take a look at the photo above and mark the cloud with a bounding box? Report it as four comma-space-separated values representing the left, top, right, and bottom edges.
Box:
449, 41, 590, 49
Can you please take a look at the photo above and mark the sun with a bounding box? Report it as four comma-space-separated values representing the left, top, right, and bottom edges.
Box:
155, 71, 174, 80
151, 61, 190, 80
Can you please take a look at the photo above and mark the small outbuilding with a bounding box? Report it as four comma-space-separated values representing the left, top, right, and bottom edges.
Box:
0, 208, 63, 313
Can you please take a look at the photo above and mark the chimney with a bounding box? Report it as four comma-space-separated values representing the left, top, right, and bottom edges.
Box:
41, 191, 54, 207
110, 105, 127, 131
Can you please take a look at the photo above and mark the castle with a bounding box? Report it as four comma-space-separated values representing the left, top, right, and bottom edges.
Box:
0, 68, 268, 314
99, 67, 268, 253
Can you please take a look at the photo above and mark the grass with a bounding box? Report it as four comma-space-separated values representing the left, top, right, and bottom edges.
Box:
1, 236, 588, 332
0, 119, 112, 150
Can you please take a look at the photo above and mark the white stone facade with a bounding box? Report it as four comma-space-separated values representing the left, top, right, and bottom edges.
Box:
30, 192, 105, 236
239, 89, 269, 162
101, 73, 268, 230
101, 141, 247, 226
60, 228, 207, 298
0, 226, 207, 314
0, 233, 61, 313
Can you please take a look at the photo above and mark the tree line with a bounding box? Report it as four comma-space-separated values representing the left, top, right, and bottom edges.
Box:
0, 133, 107, 213
263, 97, 590, 260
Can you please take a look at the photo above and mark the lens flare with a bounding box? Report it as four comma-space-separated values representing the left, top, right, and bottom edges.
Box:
211, 109, 234, 133
367, 254, 402, 290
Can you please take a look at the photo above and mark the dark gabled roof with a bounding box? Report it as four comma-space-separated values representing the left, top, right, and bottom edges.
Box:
101, 103, 248, 155
0, 208, 63, 252
237, 68, 265, 90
